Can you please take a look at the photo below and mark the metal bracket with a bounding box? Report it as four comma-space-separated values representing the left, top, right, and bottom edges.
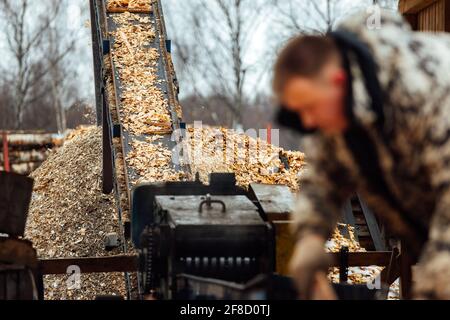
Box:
339, 246, 349, 284
102, 39, 111, 55
165, 40, 172, 53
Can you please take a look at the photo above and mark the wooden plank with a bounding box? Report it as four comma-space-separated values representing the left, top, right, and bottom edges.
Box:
399, 0, 438, 14
38, 251, 392, 276
273, 221, 296, 276
417, 0, 446, 31
446, 0, 450, 31
250, 183, 295, 222
39, 255, 139, 275
0, 239, 37, 268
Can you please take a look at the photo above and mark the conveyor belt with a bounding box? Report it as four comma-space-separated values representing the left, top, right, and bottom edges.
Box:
90, 0, 189, 299
91, 0, 189, 223
107, 1, 186, 188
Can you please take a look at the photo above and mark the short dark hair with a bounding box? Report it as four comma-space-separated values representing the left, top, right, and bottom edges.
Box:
273, 35, 338, 97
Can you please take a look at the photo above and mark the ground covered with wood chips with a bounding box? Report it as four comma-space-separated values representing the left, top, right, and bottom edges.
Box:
25, 126, 127, 300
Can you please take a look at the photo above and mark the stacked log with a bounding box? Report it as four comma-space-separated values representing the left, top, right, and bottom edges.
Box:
0, 132, 64, 175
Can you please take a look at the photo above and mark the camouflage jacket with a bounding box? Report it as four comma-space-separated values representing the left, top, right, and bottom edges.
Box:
293, 10, 450, 299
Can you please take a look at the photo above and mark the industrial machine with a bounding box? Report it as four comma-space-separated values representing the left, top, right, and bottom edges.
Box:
131, 173, 392, 300
132, 173, 275, 299
130, 173, 388, 300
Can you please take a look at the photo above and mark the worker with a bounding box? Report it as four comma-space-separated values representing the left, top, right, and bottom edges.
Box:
273, 9, 450, 300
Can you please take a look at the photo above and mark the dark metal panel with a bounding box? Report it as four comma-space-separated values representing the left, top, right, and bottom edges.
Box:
102, 88, 114, 194
358, 195, 386, 251
0, 268, 37, 300
399, 250, 413, 300
89, 0, 104, 126
341, 199, 357, 241
0, 173, 34, 237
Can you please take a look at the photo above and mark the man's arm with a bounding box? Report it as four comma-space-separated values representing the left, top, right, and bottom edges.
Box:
289, 137, 357, 299
414, 194, 450, 299
291, 137, 357, 240
414, 100, 450, 299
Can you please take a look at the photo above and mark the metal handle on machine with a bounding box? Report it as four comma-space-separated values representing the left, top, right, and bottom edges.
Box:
199, 194, 227, 214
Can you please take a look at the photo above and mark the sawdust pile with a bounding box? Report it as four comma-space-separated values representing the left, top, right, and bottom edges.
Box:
25, 126, 126, 300
185, 127, 305, 191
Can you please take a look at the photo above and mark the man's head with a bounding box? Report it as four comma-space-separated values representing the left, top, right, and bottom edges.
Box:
274, 35, 348, 135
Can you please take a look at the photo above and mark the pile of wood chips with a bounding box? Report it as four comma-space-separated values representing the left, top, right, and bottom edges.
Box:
111, 12, 172, 136
185, 126, 305, 191
25, 126, 127, 300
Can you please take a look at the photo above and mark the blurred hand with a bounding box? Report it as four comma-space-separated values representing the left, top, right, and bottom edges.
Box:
289, 233, 334, 300
311, 272, 338, 300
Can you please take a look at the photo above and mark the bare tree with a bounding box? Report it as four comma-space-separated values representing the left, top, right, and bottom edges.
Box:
0, 0, 75, 130
166, 0, 269, 128
44, 9, 79, 133
271, 0, 376, 36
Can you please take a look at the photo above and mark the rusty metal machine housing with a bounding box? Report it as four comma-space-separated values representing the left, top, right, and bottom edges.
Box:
0, 172, 38, 300
132, 173, 276, 299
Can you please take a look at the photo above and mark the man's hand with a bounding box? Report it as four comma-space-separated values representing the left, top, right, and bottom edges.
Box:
289, 233, 335, 300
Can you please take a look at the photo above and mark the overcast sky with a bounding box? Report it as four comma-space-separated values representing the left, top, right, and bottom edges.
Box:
0, 0, 399, 107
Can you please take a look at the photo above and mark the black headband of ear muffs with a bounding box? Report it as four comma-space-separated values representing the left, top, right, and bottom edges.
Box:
329, 30, 385, 128
275, 107, 318, 135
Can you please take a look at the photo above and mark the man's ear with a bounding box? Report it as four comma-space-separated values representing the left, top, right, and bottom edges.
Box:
332, 69, 346, 86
